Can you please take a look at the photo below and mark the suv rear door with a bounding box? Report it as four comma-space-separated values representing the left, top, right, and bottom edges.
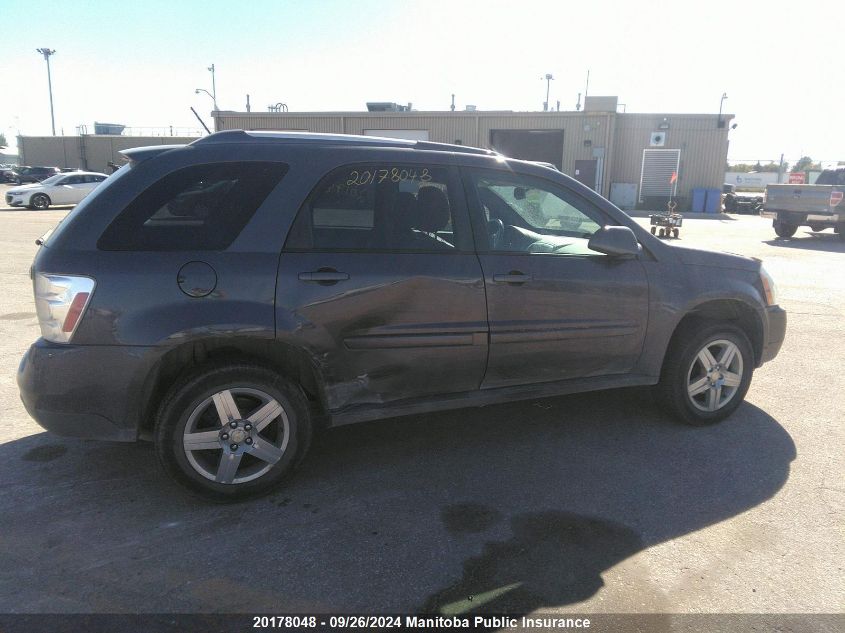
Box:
461, 161, 649, 387
277, 158, 488, 412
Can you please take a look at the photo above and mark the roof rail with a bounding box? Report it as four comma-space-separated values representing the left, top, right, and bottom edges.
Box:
191, 130, 495, 155
413, 141, 494, 155
192, 130, 414, 147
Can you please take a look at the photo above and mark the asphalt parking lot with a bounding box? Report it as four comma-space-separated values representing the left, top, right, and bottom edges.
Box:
0, 185, 842, 617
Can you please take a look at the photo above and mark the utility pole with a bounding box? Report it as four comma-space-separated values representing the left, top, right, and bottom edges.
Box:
208, 63, 218, 110
36, 48, 57, 136
718, 92, 728, 128
543, 73, 554, 112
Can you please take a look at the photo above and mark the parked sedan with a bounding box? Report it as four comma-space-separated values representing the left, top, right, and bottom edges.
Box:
5, 171, 108, 209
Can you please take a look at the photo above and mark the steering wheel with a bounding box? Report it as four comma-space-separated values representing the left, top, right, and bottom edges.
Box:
487, 218, 505, 250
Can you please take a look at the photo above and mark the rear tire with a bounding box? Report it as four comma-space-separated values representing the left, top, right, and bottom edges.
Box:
155, 363, 312, 502
773, 221, 797, 238
655, 322, 754, 426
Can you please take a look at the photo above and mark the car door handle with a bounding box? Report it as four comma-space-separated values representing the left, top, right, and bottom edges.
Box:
298, 271, 350, 282
492, 272, 531, 284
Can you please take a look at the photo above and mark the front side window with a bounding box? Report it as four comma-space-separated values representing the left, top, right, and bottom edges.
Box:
285, 164, 461, 252
98, 162, 287, 251
471, 170, 604, 256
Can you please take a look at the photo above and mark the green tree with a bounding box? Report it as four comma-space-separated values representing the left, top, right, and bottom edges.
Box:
727, 162, 785, 173
791, 156, 821, 172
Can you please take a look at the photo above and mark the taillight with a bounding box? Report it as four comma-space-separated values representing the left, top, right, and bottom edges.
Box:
34, 274, 96, 343
830, 191, 843, 207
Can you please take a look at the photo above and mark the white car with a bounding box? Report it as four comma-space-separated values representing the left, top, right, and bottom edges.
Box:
5, 171, 108, 210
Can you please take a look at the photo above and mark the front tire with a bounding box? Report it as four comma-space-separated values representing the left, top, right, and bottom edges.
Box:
29, 194, 50, 210
655, 323, 754, 426
155, 363, 312, 501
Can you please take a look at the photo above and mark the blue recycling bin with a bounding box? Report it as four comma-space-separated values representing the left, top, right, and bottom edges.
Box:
691, 188, 707, 213
704, 188, 722, 213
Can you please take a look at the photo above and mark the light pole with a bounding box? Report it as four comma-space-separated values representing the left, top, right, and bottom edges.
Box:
195, 88, 216, 111
718, 92, 728, 128
542, 73, 554, 112
36, 48, 56, 136
208, 64, 218, 110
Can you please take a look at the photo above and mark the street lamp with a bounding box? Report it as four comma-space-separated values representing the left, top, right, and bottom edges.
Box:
195, 88, 217, 111
718, 92, 728, 128
36, 48, 56, 136
542, 73, 554, 112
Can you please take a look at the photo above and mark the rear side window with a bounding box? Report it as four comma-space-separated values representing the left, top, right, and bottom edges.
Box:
98, 162, 287, 251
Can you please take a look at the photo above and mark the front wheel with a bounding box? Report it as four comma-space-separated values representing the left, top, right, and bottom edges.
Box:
655, 323, 753, 425
29, 194, 50, 210
155, 363, 312, 501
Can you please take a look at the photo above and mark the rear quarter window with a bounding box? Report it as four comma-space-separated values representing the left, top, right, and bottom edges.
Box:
97, 162, 287, 251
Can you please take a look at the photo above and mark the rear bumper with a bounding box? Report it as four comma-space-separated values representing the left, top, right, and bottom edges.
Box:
760, 305, 787, 365
761, 210, 843, 224
17, 339, 159, 442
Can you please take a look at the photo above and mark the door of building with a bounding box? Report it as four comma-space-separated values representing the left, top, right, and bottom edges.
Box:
573, 160, 598, 190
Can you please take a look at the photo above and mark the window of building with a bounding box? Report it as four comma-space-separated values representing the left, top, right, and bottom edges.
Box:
98, 162, 287, 251
285, 164, 461, 252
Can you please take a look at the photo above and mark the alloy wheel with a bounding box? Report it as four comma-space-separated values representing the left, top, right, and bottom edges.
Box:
686, 339, 744, 412
182, 387, 290, 484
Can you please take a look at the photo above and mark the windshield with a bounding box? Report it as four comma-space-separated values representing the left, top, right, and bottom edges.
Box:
38, 174, 64, 185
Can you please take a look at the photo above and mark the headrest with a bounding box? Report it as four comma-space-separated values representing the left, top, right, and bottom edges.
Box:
415, 186, 450, 232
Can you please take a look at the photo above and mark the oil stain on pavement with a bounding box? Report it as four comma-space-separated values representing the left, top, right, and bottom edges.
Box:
424, 510, 642, 615
22, 444, 67, 462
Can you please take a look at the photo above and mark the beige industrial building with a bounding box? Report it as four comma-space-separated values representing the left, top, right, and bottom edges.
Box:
18, 134, 199, 175
213, 96, 734, 210
17, 97, 733, 210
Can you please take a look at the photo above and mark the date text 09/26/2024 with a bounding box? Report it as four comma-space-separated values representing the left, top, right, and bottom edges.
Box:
252, 615, 592, 629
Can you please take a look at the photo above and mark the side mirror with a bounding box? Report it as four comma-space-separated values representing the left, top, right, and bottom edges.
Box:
588, 226, 641, 259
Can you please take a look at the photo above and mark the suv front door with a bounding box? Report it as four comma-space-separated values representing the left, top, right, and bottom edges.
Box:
463, 165, 649, 388
277, 161, 488, 412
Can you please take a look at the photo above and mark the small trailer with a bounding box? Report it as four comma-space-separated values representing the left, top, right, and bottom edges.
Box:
649, 202, 683, 239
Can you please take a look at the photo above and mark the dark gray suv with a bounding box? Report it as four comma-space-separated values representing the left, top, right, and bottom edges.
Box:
18, 131, 786, 500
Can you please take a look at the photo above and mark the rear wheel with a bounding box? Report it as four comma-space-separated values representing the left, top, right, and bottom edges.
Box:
29, 194, 50, 210
773, 221, 797, 238
155, 363, 312, 501
655, 323, 753, 426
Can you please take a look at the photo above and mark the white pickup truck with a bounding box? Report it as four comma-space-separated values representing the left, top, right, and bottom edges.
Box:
762, 168, 845, 239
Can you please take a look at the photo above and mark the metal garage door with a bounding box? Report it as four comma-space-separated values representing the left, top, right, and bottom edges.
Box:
639, 149, 680, 202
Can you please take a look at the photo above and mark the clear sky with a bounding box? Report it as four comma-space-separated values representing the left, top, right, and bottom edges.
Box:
2, 0, 842, 165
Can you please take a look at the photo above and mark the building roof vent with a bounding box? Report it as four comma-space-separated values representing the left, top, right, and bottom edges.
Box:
366, 102, 410, 112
